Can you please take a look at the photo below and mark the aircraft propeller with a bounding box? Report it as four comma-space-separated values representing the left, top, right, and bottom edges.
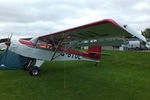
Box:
0, 33, 13, 66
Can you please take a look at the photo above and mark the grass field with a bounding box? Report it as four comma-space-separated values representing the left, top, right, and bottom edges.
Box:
0, 50, 150, 100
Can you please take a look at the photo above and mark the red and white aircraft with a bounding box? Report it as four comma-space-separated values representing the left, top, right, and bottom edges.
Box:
3, 19, 146, 76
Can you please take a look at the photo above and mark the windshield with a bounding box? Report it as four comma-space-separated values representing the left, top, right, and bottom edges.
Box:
30, 37, 38, 45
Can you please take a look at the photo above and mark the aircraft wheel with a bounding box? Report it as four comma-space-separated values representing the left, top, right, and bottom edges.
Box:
29, 66, 40, 76
23, 63, 30, 71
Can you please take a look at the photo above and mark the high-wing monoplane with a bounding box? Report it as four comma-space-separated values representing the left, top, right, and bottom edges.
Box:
0, 19, 146, 76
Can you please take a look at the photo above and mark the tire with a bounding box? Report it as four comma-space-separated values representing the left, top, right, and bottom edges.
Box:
29, 66, 40, 76
23, 63, 30, 71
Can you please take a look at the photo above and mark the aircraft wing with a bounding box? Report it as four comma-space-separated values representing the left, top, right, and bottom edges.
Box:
39, 19, 146, 47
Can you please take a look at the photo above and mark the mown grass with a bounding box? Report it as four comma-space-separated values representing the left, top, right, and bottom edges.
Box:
0, 50, 150, 100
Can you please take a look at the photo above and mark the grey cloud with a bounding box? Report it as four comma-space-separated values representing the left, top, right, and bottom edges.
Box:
0, 0, 83, 23
0, 0, 149, 38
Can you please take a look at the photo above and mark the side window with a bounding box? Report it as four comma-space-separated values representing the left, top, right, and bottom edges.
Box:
36, 39, 52, 49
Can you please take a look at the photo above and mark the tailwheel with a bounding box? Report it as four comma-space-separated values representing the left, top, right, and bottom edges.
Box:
29, 66, 40, 76
94, 62, 98, 67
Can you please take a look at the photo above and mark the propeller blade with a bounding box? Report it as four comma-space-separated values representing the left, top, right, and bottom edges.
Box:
9, 33, 13, 42
3, 46, 9, 65
7, 33, 13, 44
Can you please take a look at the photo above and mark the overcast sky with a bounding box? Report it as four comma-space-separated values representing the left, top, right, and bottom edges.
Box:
0, 0, 149, 39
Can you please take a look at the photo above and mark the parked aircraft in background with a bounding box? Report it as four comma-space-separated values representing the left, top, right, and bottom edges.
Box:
0, 19, 147, 76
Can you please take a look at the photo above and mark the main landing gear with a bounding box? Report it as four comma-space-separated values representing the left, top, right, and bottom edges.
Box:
29, 66, 40, 76
23, 59, 44, 76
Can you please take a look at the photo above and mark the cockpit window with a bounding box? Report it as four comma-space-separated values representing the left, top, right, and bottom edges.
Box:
30, 37, 54, 50
30, 37, 38, 45
36, 38, 53, 50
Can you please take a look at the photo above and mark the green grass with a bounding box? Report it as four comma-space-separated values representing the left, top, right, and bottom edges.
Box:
0, 50, 150, 100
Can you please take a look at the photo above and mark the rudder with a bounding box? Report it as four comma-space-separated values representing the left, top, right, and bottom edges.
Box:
87, 46, 102, 60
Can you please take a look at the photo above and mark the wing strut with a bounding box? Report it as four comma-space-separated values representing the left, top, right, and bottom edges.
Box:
52, 41, 79, 60
50, 34, 65, 61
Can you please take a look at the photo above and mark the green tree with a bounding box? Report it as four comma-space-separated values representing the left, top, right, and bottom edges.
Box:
0, 38, 8, 43
142, 28, 150, 38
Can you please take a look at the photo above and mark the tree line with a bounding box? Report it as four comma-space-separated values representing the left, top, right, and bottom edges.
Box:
142, 28, 150, 39
0, 38, 8, 43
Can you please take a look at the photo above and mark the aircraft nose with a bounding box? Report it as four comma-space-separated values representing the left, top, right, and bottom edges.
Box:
5, 41, 10, 46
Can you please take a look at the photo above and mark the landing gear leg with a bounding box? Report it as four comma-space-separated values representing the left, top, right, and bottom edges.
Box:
23, 59, 36, 71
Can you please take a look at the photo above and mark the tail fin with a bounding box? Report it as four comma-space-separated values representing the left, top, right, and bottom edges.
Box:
87, 46, 102, 60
